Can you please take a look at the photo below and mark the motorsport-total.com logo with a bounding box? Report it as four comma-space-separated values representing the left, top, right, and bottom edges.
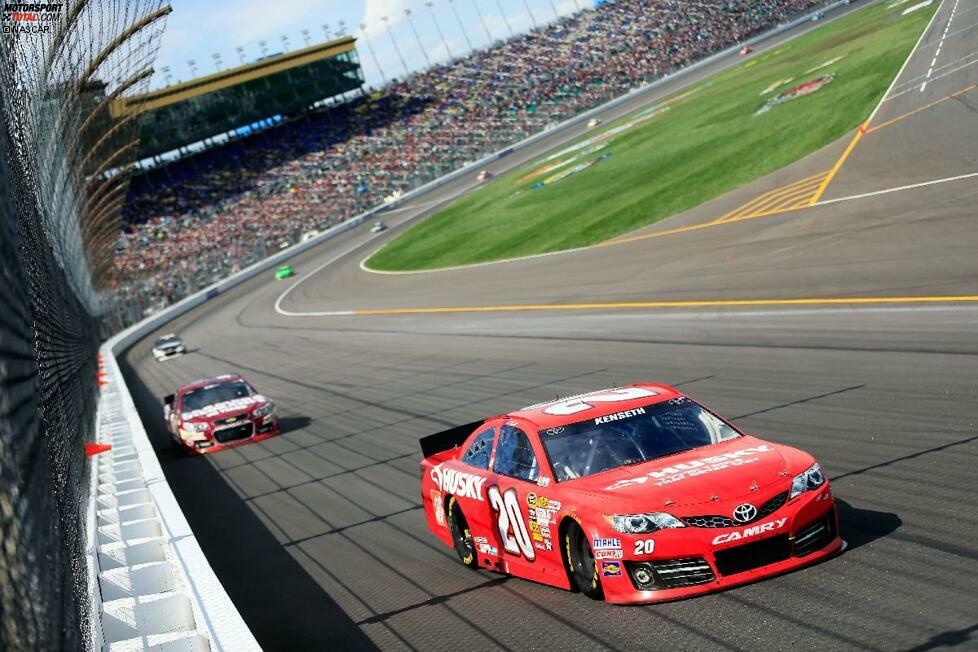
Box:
2, 3, 63, 34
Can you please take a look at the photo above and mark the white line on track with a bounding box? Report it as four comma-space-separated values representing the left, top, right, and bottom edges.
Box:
813, 171, 978, 205
922, 0, 960, 91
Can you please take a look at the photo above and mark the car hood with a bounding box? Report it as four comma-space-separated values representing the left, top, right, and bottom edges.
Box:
181, 394, 269, 423
556, 436, 797, 510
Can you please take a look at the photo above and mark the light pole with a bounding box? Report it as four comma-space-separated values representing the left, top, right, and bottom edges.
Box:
301, 29, 311, 47
280, 35, 290, 52
235, 46, 246, 64
382, 15, 410, 78
211, 52, 222, 71
546, 0, 560, 21
447, 0, 473, 53
471, 0, 493, 44
425, 1, 453, 61
187, 59, 198, 77
258, 40, 268, 57
359, 23, 387, 86
521, 0, 538, 29
161, 65, 172, 86
494, 0, 515, 37
322, 23, 331, 40
404, 8, 431, 68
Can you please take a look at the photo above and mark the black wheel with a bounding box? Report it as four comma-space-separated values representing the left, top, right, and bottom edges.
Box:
564, 521, 604, 600
447, 496, 477, 568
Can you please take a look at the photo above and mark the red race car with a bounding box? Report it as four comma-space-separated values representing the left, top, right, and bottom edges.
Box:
420, 384, 842, 604
164, 374, 279, 455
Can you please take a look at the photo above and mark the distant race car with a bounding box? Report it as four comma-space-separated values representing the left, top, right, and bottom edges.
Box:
476, 170, 493, 182
739, 46, 753, 56
300, 229, 321, 242
587, 118, 602, 129
811, 11, 825, 21
275, 264, 294, 279
370, 221, 388, 233
152, 333, 186, 361
420, 384, 842, 604
164, 373, 279, 455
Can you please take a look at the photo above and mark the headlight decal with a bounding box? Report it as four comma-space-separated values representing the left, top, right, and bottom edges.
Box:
789, 463, 825, 499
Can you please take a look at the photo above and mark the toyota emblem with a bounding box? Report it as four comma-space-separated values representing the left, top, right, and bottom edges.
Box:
733, 503, 758, 523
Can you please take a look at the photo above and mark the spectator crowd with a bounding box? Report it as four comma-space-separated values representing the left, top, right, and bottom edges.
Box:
114, 0, 825, 314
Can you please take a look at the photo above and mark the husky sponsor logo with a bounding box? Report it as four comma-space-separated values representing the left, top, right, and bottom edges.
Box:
601, 561, 623, 577
592, 537, 621, 550
606, 445, 775, 490
594, 406, 646, 425
430, 464, 487, 501
183, 394, 267, 420
594, 549, 623, 560
712, 517, 788, 545
478, 543, 498, 556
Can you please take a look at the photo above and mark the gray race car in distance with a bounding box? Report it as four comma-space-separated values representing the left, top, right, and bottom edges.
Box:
152, 333, 187, 361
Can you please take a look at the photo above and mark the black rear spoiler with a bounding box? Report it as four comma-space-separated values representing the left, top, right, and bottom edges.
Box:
419, 420, 484, 459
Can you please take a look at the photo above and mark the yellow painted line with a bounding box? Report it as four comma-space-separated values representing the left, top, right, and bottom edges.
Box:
352, 295, 978, 316
866, 83, 978, 133
716, 174, 827, 223
809, 126, 864, 205
714, 172, 827, 222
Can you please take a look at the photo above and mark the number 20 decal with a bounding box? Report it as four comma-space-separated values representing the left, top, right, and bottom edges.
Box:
488, 486, 536, 561
634, 539, 655, 555
543, 387, 658, 416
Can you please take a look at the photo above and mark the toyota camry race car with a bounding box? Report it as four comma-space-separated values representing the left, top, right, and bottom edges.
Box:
164, 374, 279, 454
152, 334, 186, 361
420, 384, 842, 604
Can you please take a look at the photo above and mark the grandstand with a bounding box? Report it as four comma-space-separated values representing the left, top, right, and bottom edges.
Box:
114, 36, 364, 163
113, 0, 827, 319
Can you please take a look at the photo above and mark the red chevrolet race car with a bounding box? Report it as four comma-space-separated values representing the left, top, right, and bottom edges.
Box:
164, 374, 279, 454
420, 384, 842, 603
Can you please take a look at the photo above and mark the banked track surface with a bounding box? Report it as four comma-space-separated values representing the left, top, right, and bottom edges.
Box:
122, 2, 978, 649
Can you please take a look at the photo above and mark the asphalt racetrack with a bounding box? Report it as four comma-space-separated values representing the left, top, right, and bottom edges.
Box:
121, 1, 978, 649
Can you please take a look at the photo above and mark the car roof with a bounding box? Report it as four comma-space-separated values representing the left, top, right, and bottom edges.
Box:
178, 373, 245, 393
505, 383, 682, 429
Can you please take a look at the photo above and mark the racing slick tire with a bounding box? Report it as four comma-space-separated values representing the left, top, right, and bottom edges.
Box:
564, 521, 604, 600
447, 496, 478, 568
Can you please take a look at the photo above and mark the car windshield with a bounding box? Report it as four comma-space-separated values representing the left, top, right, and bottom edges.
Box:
155, 336, 178, 347
540, 397, 741, 482
182, 380, 252, 412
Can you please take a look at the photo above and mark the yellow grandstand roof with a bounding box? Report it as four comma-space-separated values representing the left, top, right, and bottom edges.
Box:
111, 36, 356, 117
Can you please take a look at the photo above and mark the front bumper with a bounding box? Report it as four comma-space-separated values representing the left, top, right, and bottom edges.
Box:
173, 415, 280, 455
598, 486, 842, 604
153, 347, 185, 360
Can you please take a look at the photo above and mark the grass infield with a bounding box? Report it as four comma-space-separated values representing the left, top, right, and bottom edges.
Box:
366, 1, 936, 271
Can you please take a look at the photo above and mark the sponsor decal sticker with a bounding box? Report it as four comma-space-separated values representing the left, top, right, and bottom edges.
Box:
594, 406, 646, 425
592, 537, 622, 550
430, 464, 487, 501
430, 490, 446, 526
712, 517, 788, 545
606, 445, 775, 490
478, 543, 499, 556
183, 394, 267, 420
594, 549, 624, 560
601, 561, 623, 577
537, 476, 551, 487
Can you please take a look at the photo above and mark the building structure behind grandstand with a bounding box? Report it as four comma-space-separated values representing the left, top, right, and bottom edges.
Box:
114, 0, 828, 320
